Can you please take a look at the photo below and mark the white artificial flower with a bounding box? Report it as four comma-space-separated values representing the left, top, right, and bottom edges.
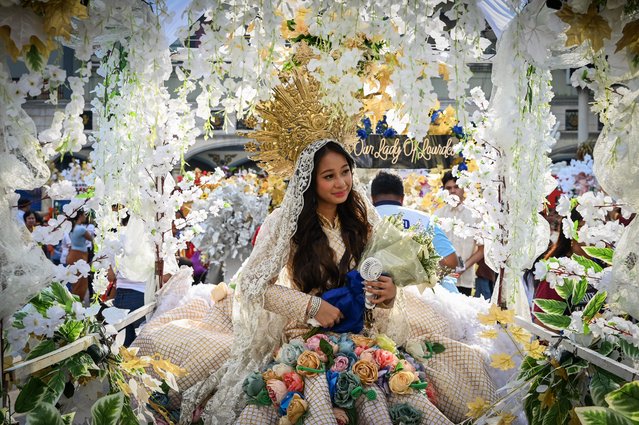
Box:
22, 311, 48, 336
46, 305, 66, 322
45, 65, 67, 85
556, 195, 573, 218
533, 260, 548, 281
47, 180, 77, 200
102, 307, 130, 325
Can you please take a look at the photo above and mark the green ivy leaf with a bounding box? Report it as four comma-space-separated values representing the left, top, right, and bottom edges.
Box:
572, 278, 588, 305
15, 378, 48, 413
25, 402, 64, 425
533, 312, 571, 330
50, 282, 77, 312
575, 406, 636, 425
533, 299, 568, 315
119, 403, 139, 425
590, 367, 622, 407
618, 339, 639, 361
61, 413, 75, 425
582, 247, 614, 265
596, 340, 615, 357
58, 320, 85, 343
26, 339, 57, 360
66, 352, 95, 379
572, 254, 604, 273
430, 342, 445, 354
565, 358, 588, 375
25, 45, 43, 73
41, 369, 66, 405
554, 279, 574, 301
582, 291, 607, 322
605, 381, 639, 421
91, 392, 125, 425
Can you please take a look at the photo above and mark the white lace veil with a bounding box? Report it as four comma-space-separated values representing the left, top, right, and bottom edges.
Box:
180, 139, 408, 424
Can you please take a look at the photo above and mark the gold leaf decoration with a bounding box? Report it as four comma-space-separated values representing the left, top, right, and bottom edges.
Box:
559, 4, 612, 52
615, 20, 639, 55
245, 68, 359, 177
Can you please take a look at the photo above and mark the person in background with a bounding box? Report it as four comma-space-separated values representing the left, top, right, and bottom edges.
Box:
15, 196, 31, 223
434, 171, 485, 297
371, 171, 459, 272
67, 209, 94, 301
23, 210, 37, 233
108, 213, 155, 346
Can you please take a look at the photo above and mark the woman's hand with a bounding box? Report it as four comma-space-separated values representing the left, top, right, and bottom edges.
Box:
365, 275, 397, 305
314, 300, 344, 328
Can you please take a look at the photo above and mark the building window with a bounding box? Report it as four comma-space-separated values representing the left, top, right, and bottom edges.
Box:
565, 109, 578, 131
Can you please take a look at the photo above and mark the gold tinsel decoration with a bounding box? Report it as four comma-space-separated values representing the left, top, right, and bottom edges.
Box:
245, 68, 359, 177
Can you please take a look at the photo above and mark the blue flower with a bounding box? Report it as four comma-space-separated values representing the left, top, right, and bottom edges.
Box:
383, 128, 397, 138
458, 162, 468, 171
430, 110, 442, 123
357, 128, 370, 141
336, 334, 356, 355
452, 123, 465, 138
362, 117, 372, 130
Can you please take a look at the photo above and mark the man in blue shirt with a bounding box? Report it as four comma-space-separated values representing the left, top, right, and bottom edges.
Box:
371, 171, 460, 291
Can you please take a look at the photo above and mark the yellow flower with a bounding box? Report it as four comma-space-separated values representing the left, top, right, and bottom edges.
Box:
296, 351, 322, 376
498, 412, 517, 425
508, 326, 531, 345
388, 371, 415, 395
497, 308, 515, 325
375, 334, 397, 353
286, 393, 308, 424
524, 340, 546, 360
478, 304, 501, 325
479, 329, 498, 339
490, 353, 515, 371
465, 396, 490, 419
352, 360, 379, 385
351, 335, 376, 348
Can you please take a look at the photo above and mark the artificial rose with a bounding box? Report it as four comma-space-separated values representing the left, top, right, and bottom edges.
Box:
273, 363, 294, 377
351, 335, 375, 348
336, 335, 356, 355
333, 407, 350, 425
405, 339, 425, 360
316, 351, 328, 363
305, 334, 331, 352
334, 372, 361, 409
373, 349, 398, 369
388, 402, 423, 425
286, 393, 308, 424
267, 379, 288, 406
359, 348, 375, 363
262, 370, 280, 382
330, 355, 350, 372
242, 371, 266, 398
283, 372, 304, 392
354, 346, 366, 356
397, 359, 416, 373
296, 351, 323, 376
352, 360, 378, 385
389, 371, 416, 395
375, 334, 397, 352
276, 340, 306, 366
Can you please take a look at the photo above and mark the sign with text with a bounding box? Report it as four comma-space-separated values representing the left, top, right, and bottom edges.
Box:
352, 134, 457, 169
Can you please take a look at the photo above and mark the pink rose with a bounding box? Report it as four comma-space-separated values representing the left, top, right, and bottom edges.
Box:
359, 348, 376, 363
305, 334, 330, 351
333, 407, 350, 425
373, 349, 398, 369
355, 346, 366, 356
316, 351, 328, 363
266, 379, 288, 406
283, 372, 304, 392
330, 355, 350, 372
398, 359, 416, 373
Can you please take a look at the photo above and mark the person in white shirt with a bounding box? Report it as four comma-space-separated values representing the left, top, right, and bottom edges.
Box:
434, 171, 485, 297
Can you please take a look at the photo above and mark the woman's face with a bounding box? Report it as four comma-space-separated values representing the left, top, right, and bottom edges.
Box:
315, 150, 352, 209
25, 214, 36, 229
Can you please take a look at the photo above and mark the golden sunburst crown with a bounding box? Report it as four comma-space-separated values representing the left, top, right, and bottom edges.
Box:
245, 68, 359, 177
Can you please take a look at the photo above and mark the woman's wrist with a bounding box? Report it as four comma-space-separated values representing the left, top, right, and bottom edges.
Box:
307, 296, 322, 320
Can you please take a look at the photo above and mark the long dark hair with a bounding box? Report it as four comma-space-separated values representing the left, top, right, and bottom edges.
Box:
290, 142, 370, 294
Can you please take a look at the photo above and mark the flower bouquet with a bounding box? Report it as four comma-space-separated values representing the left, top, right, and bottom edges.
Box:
242, 333, 439, 425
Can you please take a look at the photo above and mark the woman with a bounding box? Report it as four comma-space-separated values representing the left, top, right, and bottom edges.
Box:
23, 210, 37, 232
66, 209, 93, 301
180, 140, 495, 424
